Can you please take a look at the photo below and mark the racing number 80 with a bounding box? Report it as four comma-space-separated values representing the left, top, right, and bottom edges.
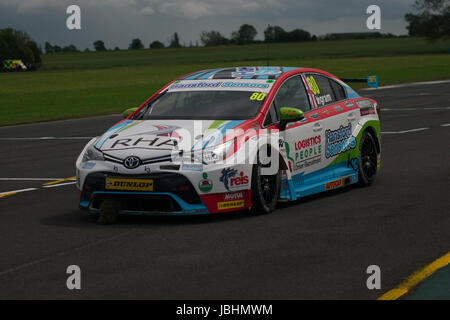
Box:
250, 92, 266, 101
306, 76, 320, 95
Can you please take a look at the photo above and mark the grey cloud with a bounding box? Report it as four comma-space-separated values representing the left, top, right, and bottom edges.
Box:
0, 0, 414, 50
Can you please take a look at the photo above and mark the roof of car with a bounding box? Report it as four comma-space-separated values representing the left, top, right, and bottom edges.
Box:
180, 66, 304, 80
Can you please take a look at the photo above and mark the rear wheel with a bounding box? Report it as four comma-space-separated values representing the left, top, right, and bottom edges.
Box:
251, 157, 281, 214
358, 131, 378, 186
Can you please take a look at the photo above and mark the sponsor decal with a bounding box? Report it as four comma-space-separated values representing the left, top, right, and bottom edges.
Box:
355, 99, 374, 109
198, 173, 213, 193
286, 136, 322, 171
294, 136, 321, 151
344, 101, 354, 108
279, 138, 286, 152
325, 178, 343, 190
105, 178, 154, 191
222, 82, 269, 89
200, 190, 250, 213
360, 107, 376, 116
170, 82, 222, 90
169, 80, 271, 92
315, 94, 332, 107
231, 67, 282, 78
217, 200, 245, 210
109, 137, 178, 149
335, 105, 344, 112
325, 123, 356, 158
224, 191, 244, 201
230, 171, 249, 189
356, 99, 375, 116
220, 168, 249, 191
182, 163, 203, 171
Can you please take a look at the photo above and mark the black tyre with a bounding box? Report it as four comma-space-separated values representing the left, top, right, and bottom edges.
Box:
358, 131, 378, 186
251, 155, 281, 214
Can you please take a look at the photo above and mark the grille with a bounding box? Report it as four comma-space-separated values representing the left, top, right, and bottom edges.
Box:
82, 172, 201, 205
103, 153, 174, 166
91, 193, 182, 212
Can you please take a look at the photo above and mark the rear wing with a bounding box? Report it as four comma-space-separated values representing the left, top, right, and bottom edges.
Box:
341, 75, 378, 88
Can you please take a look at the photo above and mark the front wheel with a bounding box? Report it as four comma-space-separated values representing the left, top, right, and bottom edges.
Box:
251, 161, 281, 214
358, 131, 378, 186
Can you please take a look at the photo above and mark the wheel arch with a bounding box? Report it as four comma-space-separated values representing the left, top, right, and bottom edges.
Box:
251, 143, 288, 172
362, 125, 381, 155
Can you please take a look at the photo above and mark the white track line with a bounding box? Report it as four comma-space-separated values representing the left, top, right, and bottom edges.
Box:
42, 182, 77, 188
382, 108, 417, 111
381, 128, 429, 134
0, 178, 77, 199
441, 123, 450, 127
381, 107, 449, 111
362, 79, 450, 90
0, 188, 38, 196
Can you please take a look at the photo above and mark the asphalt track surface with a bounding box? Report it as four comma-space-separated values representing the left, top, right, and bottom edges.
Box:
0, 81, 449, 299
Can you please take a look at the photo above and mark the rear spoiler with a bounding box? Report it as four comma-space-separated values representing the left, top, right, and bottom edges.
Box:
341, 75, 378, 88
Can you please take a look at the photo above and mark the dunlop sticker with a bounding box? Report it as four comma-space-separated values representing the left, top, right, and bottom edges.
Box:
105, 178, 154, 191
217, 200, 245, 210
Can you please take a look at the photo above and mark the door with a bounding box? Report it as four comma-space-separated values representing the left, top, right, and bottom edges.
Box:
302, 73, 361, 180
273, 75, 327, 190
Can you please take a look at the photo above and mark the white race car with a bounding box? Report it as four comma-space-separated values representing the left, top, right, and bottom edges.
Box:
76, 67, 381, 221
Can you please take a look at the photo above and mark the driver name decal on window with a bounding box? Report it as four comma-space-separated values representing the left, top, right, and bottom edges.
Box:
306, 75, 333, 107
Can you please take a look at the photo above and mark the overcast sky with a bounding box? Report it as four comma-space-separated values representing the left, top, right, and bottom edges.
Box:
0, 0, 417, 49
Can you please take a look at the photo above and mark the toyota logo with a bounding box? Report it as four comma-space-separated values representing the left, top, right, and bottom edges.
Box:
123, 156, 141, 169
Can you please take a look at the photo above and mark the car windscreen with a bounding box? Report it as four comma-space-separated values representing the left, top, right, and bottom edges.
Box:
132, 90, 268, 120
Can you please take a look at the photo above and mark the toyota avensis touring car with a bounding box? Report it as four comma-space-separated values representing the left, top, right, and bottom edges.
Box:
76, 67, 381, 221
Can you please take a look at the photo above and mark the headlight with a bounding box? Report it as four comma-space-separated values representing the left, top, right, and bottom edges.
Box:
82, 145, 104, 162
191, 140, 234, 165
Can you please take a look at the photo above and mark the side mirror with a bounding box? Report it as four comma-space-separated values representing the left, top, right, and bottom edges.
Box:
122, 107, 138, 118
279, 107, 304, 130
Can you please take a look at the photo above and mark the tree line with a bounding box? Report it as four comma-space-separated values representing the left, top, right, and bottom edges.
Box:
405, 0, 449, 39
0, 28, 42, 65
44, 24, 316, 54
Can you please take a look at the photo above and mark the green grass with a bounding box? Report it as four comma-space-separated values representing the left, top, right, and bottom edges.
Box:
1, 37, 449, 126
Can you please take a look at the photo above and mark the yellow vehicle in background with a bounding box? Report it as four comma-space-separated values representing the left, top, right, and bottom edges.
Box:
2, 59, 28, 72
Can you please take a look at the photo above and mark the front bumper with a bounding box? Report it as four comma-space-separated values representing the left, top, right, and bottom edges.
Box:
77, 163, 253, 216
79, 171, 209, 215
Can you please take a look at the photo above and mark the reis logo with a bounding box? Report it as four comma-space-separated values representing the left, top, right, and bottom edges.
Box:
220, 168, 249, 191
230, 171, 249, 188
